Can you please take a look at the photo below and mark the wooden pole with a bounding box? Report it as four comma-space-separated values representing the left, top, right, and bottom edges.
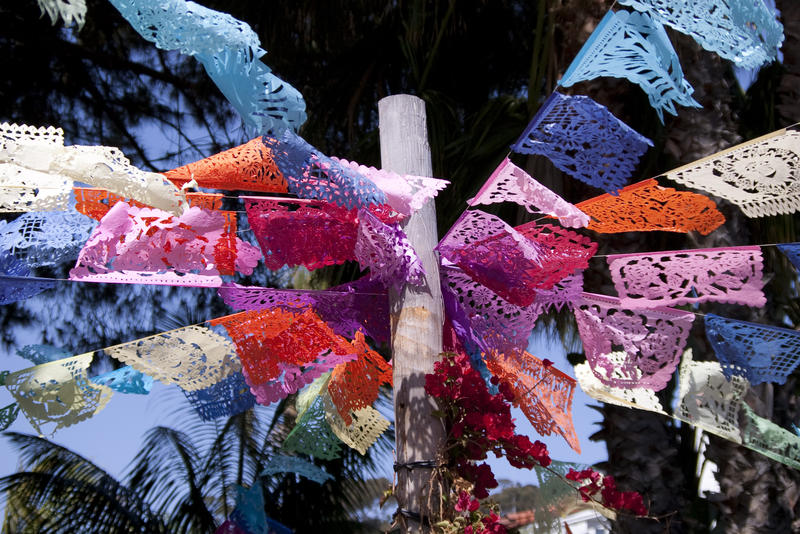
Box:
379, 95, 446, 533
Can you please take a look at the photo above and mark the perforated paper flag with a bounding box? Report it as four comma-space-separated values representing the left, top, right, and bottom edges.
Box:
742, 405, 800, 471
262, 454, 333, 485
91, 366, 153, 395
0, 211, 96, 268
574, 361, 666, 414
184, 372, 256, 421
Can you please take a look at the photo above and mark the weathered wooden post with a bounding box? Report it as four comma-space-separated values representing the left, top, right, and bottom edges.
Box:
379, 95, 446, 533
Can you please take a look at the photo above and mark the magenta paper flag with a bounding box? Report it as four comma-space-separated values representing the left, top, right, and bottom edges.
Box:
437, 210, 543, 307
574, 292, 694, 391
354, 209, 425, 290
607, 246, 766, 308
70, 202, 261, 286
467, 158, 589, 228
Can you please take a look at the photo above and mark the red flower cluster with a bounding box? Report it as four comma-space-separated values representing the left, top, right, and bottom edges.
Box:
453, 491, 506, 534
425, 352, 551, 499
566, 468, 648, 516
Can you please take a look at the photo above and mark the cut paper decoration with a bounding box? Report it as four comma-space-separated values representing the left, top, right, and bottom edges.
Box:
295, 373, 331, 422
36, 0, 86, 27
218, 278, 390, 344
108, 0, 306, 134
91, 366, 154, 395
574, 361, 666, 414
741, 405, 800, 471
677, 349, 747, 443
262, 454, 334, 485
210, 309, 355, 389
334, 157, 450, 216
664, 127, 800, 218
164, 137, 289, 193
574, 293, 694, 391
0, 211, 96, 268
607, 246, 766, 308
467, 157, 589, 228
183, 372, 256, 421
529, 271, 585, 317
559, 10, 701, 121
0, 274, 57, 306
4, 353, 112, 436
354, 208, 425, 289
230, 483, 268, 534
262, 130, 386, 209
576, 179, 726, 235
485, 350, 580, 452
105, 325, 240, 391
617, 0, 783, 69
0, 403, 20, 431
510, 92, 653, 193
16, 344, 70, 366
778, 242, 800, 272
323, 393, 391, 456
705, 313, 800, 386
515, 221, 597, 288
70, 202, 260, 286
328, 332, 392, 425
0, 164, 71, 212
437, 210, 543, 307
245, 197, 358, 270
283, 394, 342, 460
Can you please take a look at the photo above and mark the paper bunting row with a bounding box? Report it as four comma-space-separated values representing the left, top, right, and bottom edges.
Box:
618, 0, 783, 69
560, 10, 701, 122
510, 92, 653, 193
183, 372, 256, 422
467, 157, 589, 228
576, 178, 726, 235
108, 0, 306, 134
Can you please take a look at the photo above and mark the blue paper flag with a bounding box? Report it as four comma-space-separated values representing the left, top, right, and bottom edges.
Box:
16, 344, 71, 365
618, 0, 783, 69
777, 243, 800, 271
0, 276, 57, 305
183, 372, 255, 421
559, 10, 701, 122
108, 0, 306, 134
92, 366, 154, 395
0, 211, 96, 268
705, 313, 800, 386
262, 454, 333, 485
510, 92, 653, 193
261, 130, 387, 209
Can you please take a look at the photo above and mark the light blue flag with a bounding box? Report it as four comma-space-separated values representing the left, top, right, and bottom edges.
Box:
559, 10, 701, 122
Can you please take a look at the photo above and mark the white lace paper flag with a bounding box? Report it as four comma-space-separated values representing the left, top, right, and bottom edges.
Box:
36, 0, 87, 28
664, 127, 800, 218
105, 325, 241, 391
467, 158, 589, 228
677, 349, 748, 443
559, 10, 700, 121
4, 353, 113, 436
574, 361, 666, 414
617, 0, 783, 69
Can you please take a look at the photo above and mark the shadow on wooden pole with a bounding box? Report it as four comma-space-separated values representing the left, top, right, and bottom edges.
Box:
379, 94, 447, 533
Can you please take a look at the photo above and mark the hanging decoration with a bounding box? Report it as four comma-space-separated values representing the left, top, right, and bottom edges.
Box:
261, 454, 333, 485
607, 246, 766, 308
704, 313, 800, 386
4, 353, 113, 436
664, 126, 800, 218
183, 372, 256, 421
484, 350, 580, 453
574, 361, 666, 414
261, 131, 387, 210
165, 137, 288, 193
0, 210, 96, 268
437, 210, 544, 307
777, 242, 800, 271
741, 405, 800, 471
283, 393, 342, 460
107, 0, 306, 134
70, 202, 261, 286
676, 349, 748, 443
514, 221, 597, 288
0, 402, 20, 431
16, 344, 70, 365
617, 0, 783, 69
327, 332, 392, 425
36, 0, 86, 28
559, 10, 701, 121
576, 178, 725, 235
334, 157, 449, 217
354, 208, 425, 289
0, 253, 57, 305
322, 392, 391, 456
509, 92, 653, 193
467, 157, 589, 228
573, 292, 694, 391
105, 325, 240, 391
91, 366, 153, 394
